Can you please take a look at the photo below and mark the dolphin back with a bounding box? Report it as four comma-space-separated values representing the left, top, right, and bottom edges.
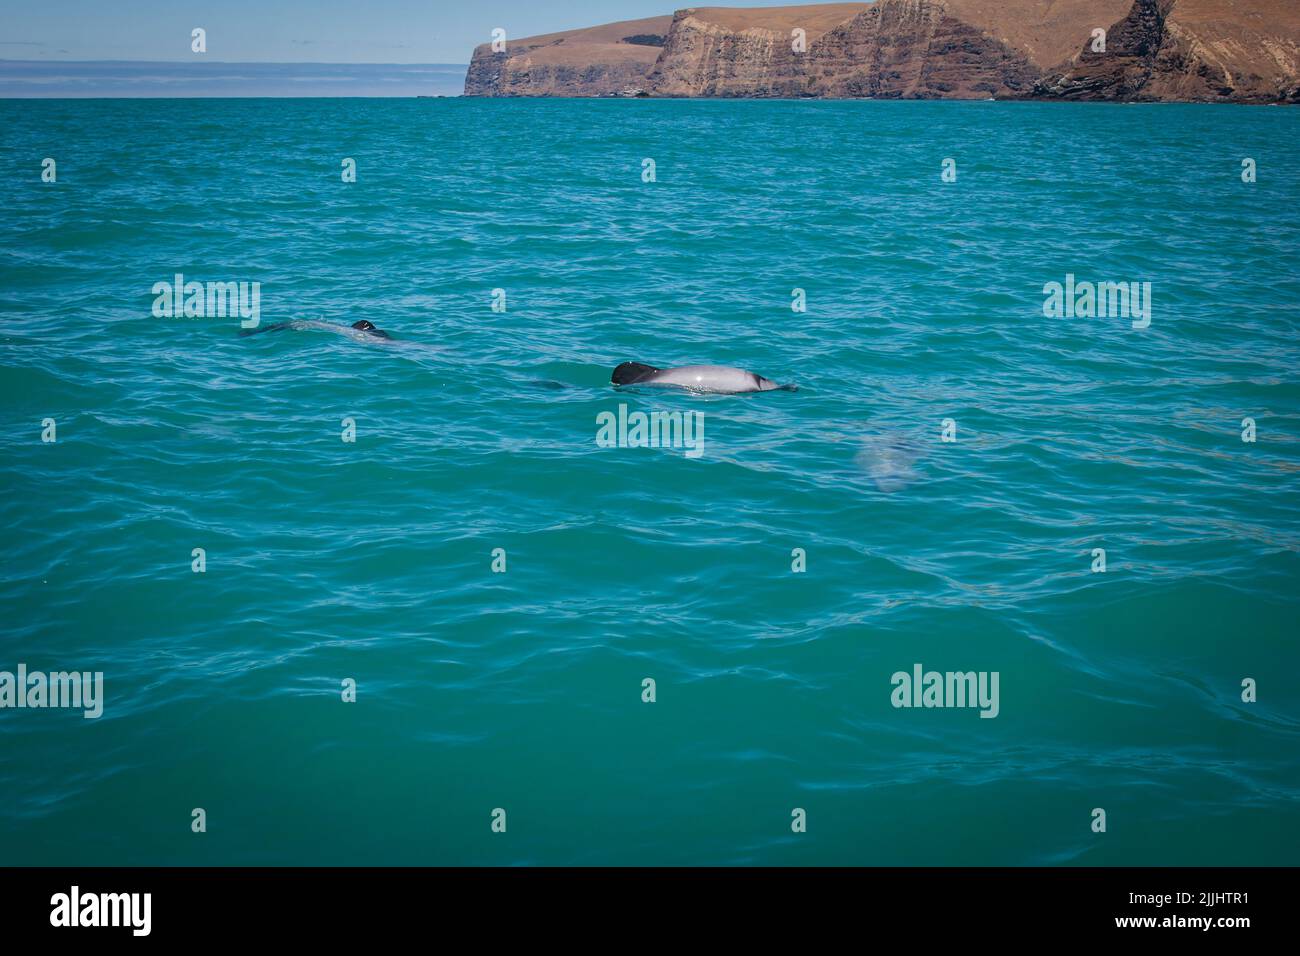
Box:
613, 361, 795, 394
652, 365, 768, 393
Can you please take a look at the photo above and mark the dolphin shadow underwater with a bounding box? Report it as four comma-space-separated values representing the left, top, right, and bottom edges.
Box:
611, 361, 796, 395
854, 432, 925, 492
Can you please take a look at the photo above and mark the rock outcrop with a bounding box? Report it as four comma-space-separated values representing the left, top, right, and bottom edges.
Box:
463, 2, 1300, 103
463, 16, 673, 96
645, 1, 1074, 98
1038, 0, 1300, 102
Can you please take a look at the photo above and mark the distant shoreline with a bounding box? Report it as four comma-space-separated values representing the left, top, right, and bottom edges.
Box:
0, 60, 469, 98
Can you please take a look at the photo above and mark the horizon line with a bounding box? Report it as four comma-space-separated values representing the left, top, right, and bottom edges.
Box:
0, 58, 470, 67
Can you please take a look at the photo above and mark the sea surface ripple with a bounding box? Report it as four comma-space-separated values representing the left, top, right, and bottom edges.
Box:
1, 98, 1297, 864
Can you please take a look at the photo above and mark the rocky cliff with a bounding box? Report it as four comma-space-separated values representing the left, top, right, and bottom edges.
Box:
463, 1, 1300, 103
644, 1, 1084, 98
1038, 0, 1300, 102
463, 16, 673, 96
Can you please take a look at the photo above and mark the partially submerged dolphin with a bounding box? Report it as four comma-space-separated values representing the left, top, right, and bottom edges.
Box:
612, 362, 795, 394
239, 319, 392, 340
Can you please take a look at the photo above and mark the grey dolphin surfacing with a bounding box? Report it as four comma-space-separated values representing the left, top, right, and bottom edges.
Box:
238, 319, 393, 340
612, 362, 795, 394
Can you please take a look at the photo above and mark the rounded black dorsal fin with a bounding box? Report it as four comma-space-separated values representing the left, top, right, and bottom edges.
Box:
612, 361, 660, 385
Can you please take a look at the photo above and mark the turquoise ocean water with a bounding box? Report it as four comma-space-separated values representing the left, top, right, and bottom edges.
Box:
1, 98, 1298, 866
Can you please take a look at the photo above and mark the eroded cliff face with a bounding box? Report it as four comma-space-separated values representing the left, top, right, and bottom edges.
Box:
463, 16, 673, 96
643, 1, 1047, 98
464, 2, 1300, 103
1038, 0, 1300, 102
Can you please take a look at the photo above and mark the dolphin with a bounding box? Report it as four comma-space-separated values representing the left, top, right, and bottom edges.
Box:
612, 362, 795, 394
238, 319, 394, 341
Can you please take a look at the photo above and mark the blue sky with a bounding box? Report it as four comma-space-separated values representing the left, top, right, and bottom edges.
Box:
0, 0, 824, 64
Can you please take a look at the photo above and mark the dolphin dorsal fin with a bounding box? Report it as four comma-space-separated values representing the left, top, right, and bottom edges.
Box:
612, 361, 660, 385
